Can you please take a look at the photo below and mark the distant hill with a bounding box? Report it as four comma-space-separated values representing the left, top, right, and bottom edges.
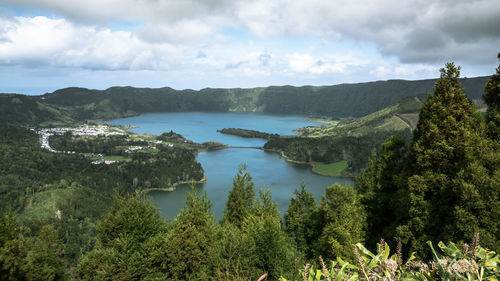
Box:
0, 94, 73, 126
0, 76, 490, 125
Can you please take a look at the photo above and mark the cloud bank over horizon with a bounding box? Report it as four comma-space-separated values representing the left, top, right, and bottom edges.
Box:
0, 0, 499, 94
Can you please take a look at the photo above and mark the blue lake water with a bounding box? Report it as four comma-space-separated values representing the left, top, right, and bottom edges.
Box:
107, 112, 354, 219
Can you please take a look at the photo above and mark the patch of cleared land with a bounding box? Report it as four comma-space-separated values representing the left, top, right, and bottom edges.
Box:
104, 155, 132, 162
312, 161, 348, 177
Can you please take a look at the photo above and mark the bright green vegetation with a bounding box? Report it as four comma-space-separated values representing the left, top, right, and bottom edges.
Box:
280, 240, 499, 281
312, 160, 348, 177
298, 95, 424, 137
217, 127, 278, 139
0, 57, 499, 280
103, 155, 131, 162
306, 117, 339, 125
19, 188, 74, 222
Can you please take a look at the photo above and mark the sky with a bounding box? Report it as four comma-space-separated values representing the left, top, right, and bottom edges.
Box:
0, 0, 499, 95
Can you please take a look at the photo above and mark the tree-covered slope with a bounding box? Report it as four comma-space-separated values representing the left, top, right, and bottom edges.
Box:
264, 94, 424, 174
0, 76, 487, 126
0, 94, 74, 126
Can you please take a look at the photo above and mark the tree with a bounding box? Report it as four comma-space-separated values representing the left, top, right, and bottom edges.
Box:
77, 193, 167, 280
412, 63, 480, 174
396, 62, 499, 255
0, 213, 29, 281
316, 183, 366, 262
355, 135, 409, 250
222, 164, 255, 227
484, 53, 500, 139
23, 225, 65, 281
241, 190, 302, 280
150, 189, 219, 280
283, 182, 318, 258
96, 192, 166, 248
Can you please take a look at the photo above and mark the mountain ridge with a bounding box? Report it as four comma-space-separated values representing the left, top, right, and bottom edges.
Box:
0, 76, 490, 126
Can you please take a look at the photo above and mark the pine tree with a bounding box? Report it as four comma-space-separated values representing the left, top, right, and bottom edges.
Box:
240, 190, 302, 281
0, 213, 29, 281
156, 189, 219, 280
355, 135, 409, 250
77, 193, 166, 280
222, 164, 255, 227
396, 62, 499, 255
23, 225, 66, 281
484, 53, 500, 139
316, 183, 366, 261
284, 182, 318, 258
96, 192, 166, 248
412, 63, 479, 174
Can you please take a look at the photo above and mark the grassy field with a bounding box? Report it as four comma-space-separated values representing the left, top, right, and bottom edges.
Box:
104, 155, 132, 162
306, 117, 339, 126
312, 161, 348, 177
298, 96, 424, 138
20, 188, 74, 222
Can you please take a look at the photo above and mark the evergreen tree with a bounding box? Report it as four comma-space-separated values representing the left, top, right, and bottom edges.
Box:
151, 189, 219, 280
241, 190, 302, 280
412, 63, 479, 174
77, 193, 167, 280
283, 182, 318, 258
484, 53, 500, 139
316, 183, 366, 262
214, 189, 303, 281
396, 62, 500, 255
355, 135, 409, 250
213, 222, 255, 280
222, 164, 255, 227
96, 192, 166, 248
23, 225, 66, 281
0, 213, 29, 281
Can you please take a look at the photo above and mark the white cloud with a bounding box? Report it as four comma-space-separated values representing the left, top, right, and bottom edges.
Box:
287, 53, 355, 75
3, 0, 499, 65
0, 15, 179, 70
0, 0, 498, 94
288, 53, 315, 73
138, 20, 213, 44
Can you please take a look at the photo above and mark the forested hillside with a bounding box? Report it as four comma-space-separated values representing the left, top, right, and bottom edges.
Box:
0, 76, 489, 126
0, 94, 73, 126
264, 95, 422, 174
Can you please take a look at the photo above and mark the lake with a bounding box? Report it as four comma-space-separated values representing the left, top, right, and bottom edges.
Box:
107, 112, 354, 219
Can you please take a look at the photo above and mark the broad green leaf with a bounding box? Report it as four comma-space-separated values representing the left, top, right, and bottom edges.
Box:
383, 242, 391, 260
335, 263, 349, 281
346, 273, 359, 281
314, 269, 323, 280
356, 243, 375, 258
406, 252, 417, 264
438, 241, 463, 258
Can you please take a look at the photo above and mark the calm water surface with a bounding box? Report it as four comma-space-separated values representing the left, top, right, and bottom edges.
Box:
107, 112, 354, 219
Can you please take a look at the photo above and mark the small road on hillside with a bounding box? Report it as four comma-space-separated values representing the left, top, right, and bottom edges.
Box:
395, 114, 413, 130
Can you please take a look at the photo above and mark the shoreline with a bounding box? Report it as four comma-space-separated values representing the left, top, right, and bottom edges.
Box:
265, 149, 353, 179
142, 177, 208, 193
